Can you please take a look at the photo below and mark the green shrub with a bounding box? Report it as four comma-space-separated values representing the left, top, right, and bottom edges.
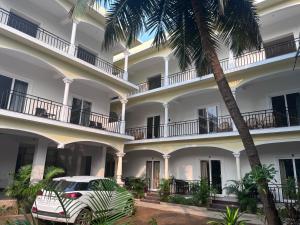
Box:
192, 179, 210, 206
125, 177, 147, 198
159, 179, 171, 201
168, 195, 194, 206
208, 207, 246, 225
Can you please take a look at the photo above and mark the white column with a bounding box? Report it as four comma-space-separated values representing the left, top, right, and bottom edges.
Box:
163, 154, 171, 179
163, 103, 169, 137
68, 20, 79, 55
30, 139, 48, 183
233, 153, 241, 181
60, 78, 73, 122
164, 56, 169, 86
91, 146, 107, 177
120, 98, 128, 134
116, 152, 126, 185
294, 32, 299, 49
231, 89, 237, 131
228, 50, 235, 69
123, 50, 130, 80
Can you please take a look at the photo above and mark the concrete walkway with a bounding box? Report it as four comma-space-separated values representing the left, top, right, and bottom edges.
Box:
135, 200, 264, 225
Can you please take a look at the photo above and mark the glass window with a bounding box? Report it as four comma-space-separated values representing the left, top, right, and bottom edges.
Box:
7, 12, 38, 37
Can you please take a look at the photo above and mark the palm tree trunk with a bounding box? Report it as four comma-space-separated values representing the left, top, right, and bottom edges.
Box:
190, 0, 282, 224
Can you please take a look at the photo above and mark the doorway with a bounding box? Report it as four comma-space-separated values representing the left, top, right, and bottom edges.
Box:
147, 116, 161, 139
70, 97, 92, 126
198, 106, 218, 134
146, 161, 160, 190
200, 159, 222, 194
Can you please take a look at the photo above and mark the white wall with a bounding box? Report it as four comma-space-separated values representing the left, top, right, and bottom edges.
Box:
123, 150, 165, 181
0, 135, 19, 188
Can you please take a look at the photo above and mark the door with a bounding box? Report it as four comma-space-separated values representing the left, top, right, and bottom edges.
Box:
81, 156, 92, 175
70, 98, 92, 126
272, 96, 288, 127
9, 80, 28, 113
153, 161, 160, 189
286, 93, 300, 126
146, 161, 160, 190
77, 46, 96, 65
198, 106, 218, 134
211, 160, 222, 194
146, 161, 153, 190
148, 75, 162, 90
0, 74, 13, 109
200, 160, 210, 183
147, 116, 160, 139
8, 12, 39, 37
198, 109, 208, 134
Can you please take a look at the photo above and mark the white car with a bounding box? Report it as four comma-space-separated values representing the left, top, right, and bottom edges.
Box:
31, 176, 134, 224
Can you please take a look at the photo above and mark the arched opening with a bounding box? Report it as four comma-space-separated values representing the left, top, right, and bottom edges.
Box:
123, 150, 164, 190
0, 128, 57, 189
169, 147, 236, 195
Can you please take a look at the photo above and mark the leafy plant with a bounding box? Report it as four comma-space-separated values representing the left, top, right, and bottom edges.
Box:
208, 207, 247, 225
168, 195, 194, 206
192, 179, 210, 206
159, 179, 171, 202
148, 218, 158, 225
225, 174, 257, 213
125, 177, 148, 199
5, 165, 64, 212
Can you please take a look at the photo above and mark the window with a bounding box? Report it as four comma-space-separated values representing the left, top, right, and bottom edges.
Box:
271, 92, 300, 127
147, 116, 161, 139
148, 75, 162, 90
15, 145, 35, 173
279, 158, 300, 187
77, 46, 96, 65
264, 35, 296, 59
70, 98, 92, 126
7, 12, 38, 37
200, 160, 222, 194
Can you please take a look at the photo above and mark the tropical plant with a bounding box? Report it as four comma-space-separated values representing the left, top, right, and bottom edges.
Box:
168, 195, 194, 206
71, 0, 282, 223
192, 179, 210, 206
159, 179, 171, 202
5, 165, 64, 212
148, 218, 158, 225
125, 177, 148, 198
208, 207, 247, 225
225, 174, 257, 213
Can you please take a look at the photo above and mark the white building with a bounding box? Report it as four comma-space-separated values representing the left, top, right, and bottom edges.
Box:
0, 0, 299, 200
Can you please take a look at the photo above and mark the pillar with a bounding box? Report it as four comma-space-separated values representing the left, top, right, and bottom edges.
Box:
231, 89, 238, 131
228, 50, 235, 69
163, 103, 169, 137
294, 32, 299, 49
60, 78, 73, 122
164, 56, 169, 86
68, 20, 79, 55
123, 50, 130, 80
91, 146, 107, 177
120, 98, 128, 134
163, 154, 170, 179
233, 153, 241, 181
116, 152, 125, 185
30, 139, 48, 183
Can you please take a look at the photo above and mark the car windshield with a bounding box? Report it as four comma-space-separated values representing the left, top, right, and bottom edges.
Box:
48, 180, 89, 192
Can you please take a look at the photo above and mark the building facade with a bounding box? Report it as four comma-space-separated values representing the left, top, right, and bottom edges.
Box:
0, 0, 299, 200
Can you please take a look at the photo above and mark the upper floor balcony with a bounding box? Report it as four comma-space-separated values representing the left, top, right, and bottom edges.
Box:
0, 7, 126, 81
0, 90, 123, 134
130, 36, 299, 96
126, 108, 300, 140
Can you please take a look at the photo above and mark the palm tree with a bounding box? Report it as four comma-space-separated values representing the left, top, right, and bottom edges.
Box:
71, 0, 281, 224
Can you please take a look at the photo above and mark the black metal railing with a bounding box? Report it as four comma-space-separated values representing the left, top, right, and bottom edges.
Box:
74, 47, 125, 79
0, 8, 125, 80
131, 38, 299, 95
127, 108, 300, 140
126, 125, 165, 140
0, 90, 122, 134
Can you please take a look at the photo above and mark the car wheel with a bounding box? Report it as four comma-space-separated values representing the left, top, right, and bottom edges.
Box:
124, 199, 134, 216
74, 208, 92, 225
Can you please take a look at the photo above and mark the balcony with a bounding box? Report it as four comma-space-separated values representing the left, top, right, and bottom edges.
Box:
126, 108, 300, 140
0, 91, 122, 134
0, 8, 125, 80
131, 37, 299, 95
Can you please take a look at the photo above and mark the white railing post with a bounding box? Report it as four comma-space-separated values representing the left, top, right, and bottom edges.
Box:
233, 153, 241, 181
60, 78, 73, 122
163, 154, 171, 179
68, 20, 79, 55
163, 102, 169, 137
164, 56, 169, 86
123, 50, 130, 81
120, 98, 128, 134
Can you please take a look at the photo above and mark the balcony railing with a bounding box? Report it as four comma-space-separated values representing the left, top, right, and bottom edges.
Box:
126, 125, 165, 140
0, 8, 125, 80
131, 38, 299, 95
127, 108, 300, 140
0, 91, 122, 134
